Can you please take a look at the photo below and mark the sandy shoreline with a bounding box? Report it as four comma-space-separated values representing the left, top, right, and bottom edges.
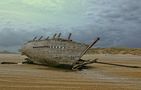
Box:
0, 54, 141, 90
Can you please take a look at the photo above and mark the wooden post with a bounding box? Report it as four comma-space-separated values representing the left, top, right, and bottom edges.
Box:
46, 36, 49, 40
58, 33, 61, 38
53, 33, 57, 39
38, 36, 43, 40
79, 37, 100, 59
68, 33, 72, 40
33, 36, 37, 41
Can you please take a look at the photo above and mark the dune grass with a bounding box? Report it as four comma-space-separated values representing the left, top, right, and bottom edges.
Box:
88, 48, 141, 56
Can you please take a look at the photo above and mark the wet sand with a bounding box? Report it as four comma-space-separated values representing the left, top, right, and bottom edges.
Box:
0, 54, 141, 90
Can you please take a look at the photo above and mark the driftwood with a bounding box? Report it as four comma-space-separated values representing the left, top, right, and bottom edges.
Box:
1, 62, 18, 64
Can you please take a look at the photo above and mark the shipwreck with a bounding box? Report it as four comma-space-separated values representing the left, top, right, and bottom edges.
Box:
21, 33, 100, 70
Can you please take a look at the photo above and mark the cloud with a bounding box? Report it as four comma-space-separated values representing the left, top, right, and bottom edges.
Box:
0, 0, 141, 51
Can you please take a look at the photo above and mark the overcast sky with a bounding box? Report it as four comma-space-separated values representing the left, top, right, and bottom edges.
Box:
0, 0, 141, 51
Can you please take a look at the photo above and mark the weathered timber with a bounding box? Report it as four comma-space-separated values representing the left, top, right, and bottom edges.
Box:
68, 33, 72, 40
38, 36, 43, 40
58, 33, 61, 38
79, 37, 100, 59
21, 33, 100, 70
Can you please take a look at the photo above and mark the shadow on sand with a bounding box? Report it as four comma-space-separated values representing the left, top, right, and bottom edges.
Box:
95, 61, 141, 68
35, 64, 95, 72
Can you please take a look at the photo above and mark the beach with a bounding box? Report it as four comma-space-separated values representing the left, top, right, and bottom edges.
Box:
0, 54, 141, 90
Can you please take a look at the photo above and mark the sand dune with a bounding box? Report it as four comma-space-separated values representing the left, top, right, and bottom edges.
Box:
0, 54, 141, 90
